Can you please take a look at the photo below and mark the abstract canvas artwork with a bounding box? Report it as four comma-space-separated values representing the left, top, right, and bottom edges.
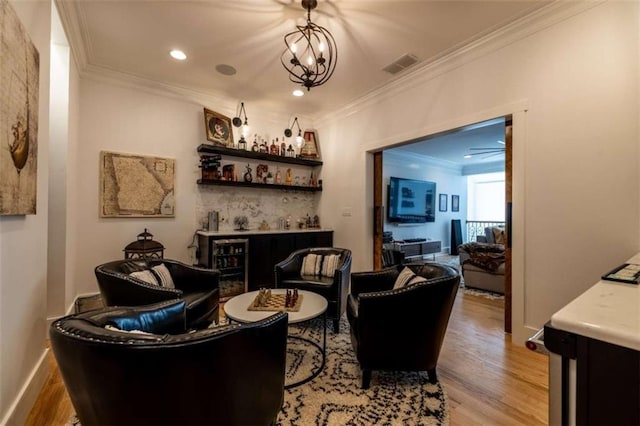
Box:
0, 0, 40, 215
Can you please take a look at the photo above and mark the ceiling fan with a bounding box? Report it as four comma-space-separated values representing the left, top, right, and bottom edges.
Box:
464, 141, 505, 159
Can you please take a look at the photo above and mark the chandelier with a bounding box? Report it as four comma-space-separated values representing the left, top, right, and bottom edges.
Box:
281, 0, 337, 91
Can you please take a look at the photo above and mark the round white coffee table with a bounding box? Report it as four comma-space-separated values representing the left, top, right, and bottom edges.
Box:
224, 289, 328, 389
224, 289, 327, 324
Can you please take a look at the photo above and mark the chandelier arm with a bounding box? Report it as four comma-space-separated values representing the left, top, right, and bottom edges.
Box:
281, 0, 337, 90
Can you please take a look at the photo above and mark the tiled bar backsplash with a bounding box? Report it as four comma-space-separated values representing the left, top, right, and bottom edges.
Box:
196, 185, 318, 232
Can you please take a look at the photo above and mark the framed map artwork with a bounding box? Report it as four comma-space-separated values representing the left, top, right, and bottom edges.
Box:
0, 0, 40, 215
100, 151, 175, 217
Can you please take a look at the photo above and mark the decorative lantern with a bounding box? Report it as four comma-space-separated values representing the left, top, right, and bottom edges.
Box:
123, 228, 164, 260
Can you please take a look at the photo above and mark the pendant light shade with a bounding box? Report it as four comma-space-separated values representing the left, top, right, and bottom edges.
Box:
281, 0, 337, 91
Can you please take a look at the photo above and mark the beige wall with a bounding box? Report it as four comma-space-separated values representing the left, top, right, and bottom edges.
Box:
0, 1, 51, 423
316, 1, 640, 343
1, 1, 639, 422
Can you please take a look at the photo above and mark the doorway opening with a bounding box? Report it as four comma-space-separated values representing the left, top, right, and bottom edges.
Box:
373, 116, 513, 332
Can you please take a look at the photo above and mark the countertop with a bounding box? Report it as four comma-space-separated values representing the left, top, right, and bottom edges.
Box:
550, 253, 640, 351
197, 228, 333, 237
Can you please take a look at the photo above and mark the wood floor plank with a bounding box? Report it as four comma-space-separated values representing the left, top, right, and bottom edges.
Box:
25, 289, 548, 425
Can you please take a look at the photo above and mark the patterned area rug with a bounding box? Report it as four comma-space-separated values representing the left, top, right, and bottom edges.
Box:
279, 318, 449, 425
68, 317, 449, 426
461, 287, 504, 300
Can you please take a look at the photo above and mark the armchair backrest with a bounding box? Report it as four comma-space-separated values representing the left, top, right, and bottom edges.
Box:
50, 300, 288, 426
95, 259, 182, 307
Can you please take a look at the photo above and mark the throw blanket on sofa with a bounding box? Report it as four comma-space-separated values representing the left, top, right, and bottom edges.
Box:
459, 242, 505, 272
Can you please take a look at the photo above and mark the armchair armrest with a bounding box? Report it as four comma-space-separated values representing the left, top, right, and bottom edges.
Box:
159, 260, 220, 293
350, 267, 398, 297
274, 253, 303, 283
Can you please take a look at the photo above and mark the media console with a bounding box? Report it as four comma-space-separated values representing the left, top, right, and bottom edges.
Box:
393, 239, 442, 261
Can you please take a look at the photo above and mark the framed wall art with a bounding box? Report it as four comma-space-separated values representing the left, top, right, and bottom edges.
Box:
100, 151, 175, 218
451, 194, 460, 212
204, 108, 234, 147
439, 193, 448, 212
300, 130, 320, 159
0, 0, 40, 215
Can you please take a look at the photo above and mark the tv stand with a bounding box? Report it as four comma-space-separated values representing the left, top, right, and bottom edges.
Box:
393, 239, 442, 261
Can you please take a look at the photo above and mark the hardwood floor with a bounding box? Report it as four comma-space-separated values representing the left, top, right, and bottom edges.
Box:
439, 291, 548, 425
25, 290, 548, 425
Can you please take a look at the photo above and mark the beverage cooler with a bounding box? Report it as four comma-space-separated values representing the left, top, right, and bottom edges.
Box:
212, 239, 248, 301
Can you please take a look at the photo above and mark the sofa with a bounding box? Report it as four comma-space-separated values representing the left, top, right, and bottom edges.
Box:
458, 226, 505, 294
50, 299, 288, 426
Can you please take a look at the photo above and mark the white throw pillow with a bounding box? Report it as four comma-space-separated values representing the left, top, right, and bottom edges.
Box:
152, 264, 175, 288
393, 267, 416, 289
129, 270, 159, 286
321, 254, 340, 278
301, 254, 322, 276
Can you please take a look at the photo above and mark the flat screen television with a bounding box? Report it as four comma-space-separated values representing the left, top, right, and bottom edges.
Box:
387, 176, 436, 223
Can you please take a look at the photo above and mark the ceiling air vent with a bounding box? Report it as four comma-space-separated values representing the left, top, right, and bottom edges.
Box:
382, 54, 420, 75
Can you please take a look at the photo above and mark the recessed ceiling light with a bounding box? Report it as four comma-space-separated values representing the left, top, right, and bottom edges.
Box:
216, 64, 237, 76
169, 50, 187, 61
292, 89, 304, 97
497, 140, 505, 145
464, 154, 472, 159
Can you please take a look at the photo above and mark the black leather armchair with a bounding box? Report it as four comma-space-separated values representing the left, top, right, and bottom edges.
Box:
50, 300, 288, 426
274, 247, 352, 333
347, 263, 460, 388
95, 259, 220, 328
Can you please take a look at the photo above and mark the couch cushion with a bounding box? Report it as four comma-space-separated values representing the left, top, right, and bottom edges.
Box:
492, 227, 506, 245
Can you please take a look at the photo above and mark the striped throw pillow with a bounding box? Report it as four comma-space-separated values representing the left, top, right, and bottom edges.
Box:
130, 270, 159, 286
393, 267, 416, 289
152, 264, 175, 288
321, 254, 340, 278
301, 254, 322, 276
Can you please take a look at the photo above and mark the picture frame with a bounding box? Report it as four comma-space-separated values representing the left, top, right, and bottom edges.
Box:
0, 2, 39, 215
100, 151, 175, 218
451, 194, 460, 212
439, 193, 448, 212
204, 108, 234, 147
300, 130, 320, 159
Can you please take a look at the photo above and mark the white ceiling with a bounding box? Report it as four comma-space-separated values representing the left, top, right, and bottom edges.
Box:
388, 118, 506, 167
57, 0, 549, 118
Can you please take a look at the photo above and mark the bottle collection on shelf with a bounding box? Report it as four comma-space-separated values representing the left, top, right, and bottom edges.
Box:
240, 135, 298, 158
199, 153, 320, 188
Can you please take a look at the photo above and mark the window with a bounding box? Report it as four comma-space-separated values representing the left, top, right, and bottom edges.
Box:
466, 172, 505, 221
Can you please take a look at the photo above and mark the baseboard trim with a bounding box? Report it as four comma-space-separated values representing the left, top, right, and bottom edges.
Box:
1, 348, 49, 426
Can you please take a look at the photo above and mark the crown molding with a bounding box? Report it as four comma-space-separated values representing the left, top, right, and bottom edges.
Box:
315, 0, 604, 127
54, 0, 89, 72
